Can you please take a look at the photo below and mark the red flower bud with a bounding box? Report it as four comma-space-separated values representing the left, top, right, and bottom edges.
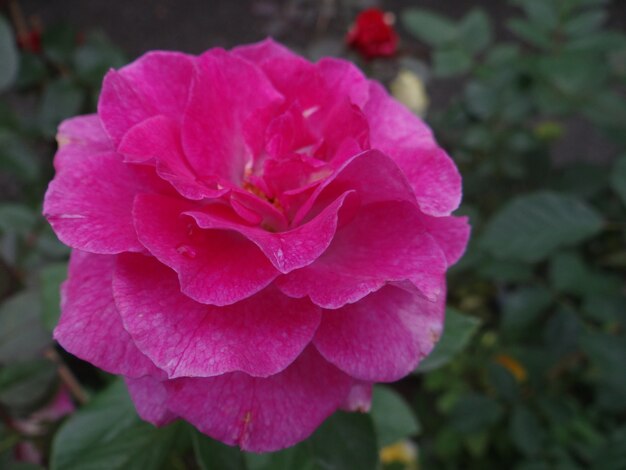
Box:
347, 8, 399, 59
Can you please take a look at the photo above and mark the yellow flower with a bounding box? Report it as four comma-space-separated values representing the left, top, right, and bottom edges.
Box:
390, 69, 429, 117
380, 440, 418, 469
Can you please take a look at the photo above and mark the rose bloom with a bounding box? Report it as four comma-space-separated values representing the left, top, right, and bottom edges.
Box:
43, 39, 469, 452
346, 8, 399, 59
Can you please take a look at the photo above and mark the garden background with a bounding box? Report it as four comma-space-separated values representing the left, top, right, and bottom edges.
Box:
0, 0, 625, 468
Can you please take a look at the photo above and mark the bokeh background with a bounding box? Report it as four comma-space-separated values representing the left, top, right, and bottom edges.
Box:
1, 0, 625, 469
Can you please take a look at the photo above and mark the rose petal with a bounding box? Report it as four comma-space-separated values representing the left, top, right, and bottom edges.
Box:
54, 251, 159, 378
118, 115, 226, 200
279, 201, 447, 309
317, 57, 370, 108
363, 81, 461, 216
44, 151, 160, 254
420, 214, 471, 266
341, 383, 373, 412
314, 283, 445, 382
181, 49, 283, 185
293, 149, 416, 226
54, 114, 112, 169
125, 376, 176, 426
133, 194, 279, 305
114, 254, 321, 378
165, 346, 353, 452
186, 191, 354, 274
98, 52, 194, 145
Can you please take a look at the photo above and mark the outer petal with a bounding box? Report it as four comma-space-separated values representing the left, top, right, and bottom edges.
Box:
98, 51, 194, 145
341, 383, 373, 412
113, 254, 321, 378
125, 376, 176, 426
186, 191, 354, 274
133, 194, 279, 305
420, 214, 471, 266
363, 81, 461, 216
181, 49, 283, 184
278, 201, 448, 309
314, 284, 445, 382
44, 151, 157, 254
54, 114, 112, 169
165, 346, 353, 452
53, 251, 159, 378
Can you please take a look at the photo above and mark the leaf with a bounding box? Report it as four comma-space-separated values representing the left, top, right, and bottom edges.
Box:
38, 79, 84, 138
0, 291, 51, 362
193, 432, 246, 470
433, 47, 473, 77
415, 308, 481, 372
42, 24, 76, 65
507, 19, 552, 49
610, 156, 626, 207
459, 9, 492, 53
501, 286, 553, 336
39, 263, 68, 332
0, 359, 57, 412
51, 380, 181, 470
509, 405, 544, 456
450, 393, 503, 433
0, 204, 38, 235
0, 15, 19, 92
401, 9, 457, 47
0, 130, 40, 183
370, 386, 420, 447
246, 412, 377, 470
73, 32, 126, 86
565, 10, 607, 36
481, 191, 604, 263
308, 412, 377, 470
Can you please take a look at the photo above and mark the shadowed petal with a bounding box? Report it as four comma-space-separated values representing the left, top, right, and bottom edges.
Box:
314, 283, 445, 382
54, 251, 160, 378
165, 346, 353, 452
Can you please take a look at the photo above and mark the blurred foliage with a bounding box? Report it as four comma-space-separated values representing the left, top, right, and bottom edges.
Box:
0, 0, 625, 468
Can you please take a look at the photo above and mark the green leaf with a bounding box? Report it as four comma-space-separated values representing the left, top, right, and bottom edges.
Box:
74, 32, 126, 86
415, 308, 481, 372
450, 393, 503, 434
0, 359, 57, 412
459, 9, 492, 53
0, 291, 51, 362
51, 380, 181, 470
193, 432, 246, 470
481, 191, 604, 263
0, 204, 38, 235
246, 412, 377, 470
401, 9, 457, 47
0, 15, 19, 92
433, 47, 473, 77
38, 79, 84, 138
507, 19, 552, 49
565, 10, 607, 36
501, 286, 553, 336
42, 24, 76, 65
370, 386, 420, 447
610, 156, 626, 206
307, 412, 377, 470
0, 130, 40, 183
509, 405, 544, 456
39, 263, 68, 332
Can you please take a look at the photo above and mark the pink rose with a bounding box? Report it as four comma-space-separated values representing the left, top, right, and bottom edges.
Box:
43, 39, 469, 452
